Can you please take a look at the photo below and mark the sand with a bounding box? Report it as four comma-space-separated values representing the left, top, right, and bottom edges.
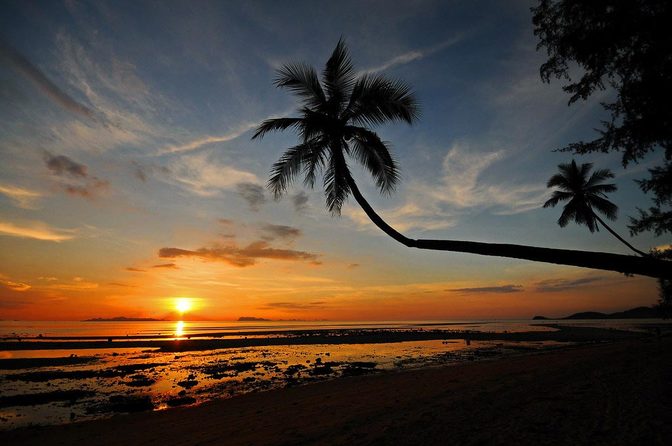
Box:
2, 337, 671, 446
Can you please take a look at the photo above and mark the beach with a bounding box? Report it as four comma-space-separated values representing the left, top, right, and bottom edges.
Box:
2, 336, 670, 446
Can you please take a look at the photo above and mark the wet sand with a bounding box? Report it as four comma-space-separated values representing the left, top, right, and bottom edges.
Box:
2, 337, 670, 446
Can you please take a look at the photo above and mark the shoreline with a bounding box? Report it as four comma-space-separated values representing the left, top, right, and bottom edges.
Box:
0, 324, 648, 352
2, 337, 670, 445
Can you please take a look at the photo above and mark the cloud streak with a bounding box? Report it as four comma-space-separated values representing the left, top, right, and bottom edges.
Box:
167, 153, 259, 197
44, 152, 109, 198
363, 35, 464, 74
416, 144, 548, 214
258, 301, 327, 310
159, 240, 320, 267
237, 183, 267, 211
534, 277, 605, 293
0, 39, 95, 119
447, 285, 524, 294
44, 153, 88, 177
292, 191, 309, 212
260, 224, 302, 241
158, 122, 258, 155
0, 185, 43, 209
0, 276, 31, 292
0, 220, 76, 242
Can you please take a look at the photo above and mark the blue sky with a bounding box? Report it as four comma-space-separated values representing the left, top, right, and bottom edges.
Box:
0, 0, 661, 320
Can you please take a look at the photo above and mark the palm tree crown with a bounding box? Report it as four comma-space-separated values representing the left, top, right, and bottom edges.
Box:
543, 160, 617, 233
252, 38, 419, 215
544, 160, 647, 256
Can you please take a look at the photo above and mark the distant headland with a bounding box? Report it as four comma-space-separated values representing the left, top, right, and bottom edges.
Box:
533, 306, 661, 320
237, 316, 271, 322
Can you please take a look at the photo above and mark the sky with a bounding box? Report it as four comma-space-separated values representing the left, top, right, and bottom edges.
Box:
0, 0, 664, 321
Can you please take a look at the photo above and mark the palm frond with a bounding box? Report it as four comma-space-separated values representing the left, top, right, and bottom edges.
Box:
267, 138, 323, 198
345, 74, 419, 126
252, 117, 303, 140
302, 140, 329, 188
588, 195, 618, 220
578, 162, 593, 182
585, 168, 614, 186
274, 63, 327, 111
546, 172, 570, 189
298, 107, 333, 142
347, 126, 399, 194
323, 142, 351, 215
322, 37, 355, 115
543, 190, 573, 208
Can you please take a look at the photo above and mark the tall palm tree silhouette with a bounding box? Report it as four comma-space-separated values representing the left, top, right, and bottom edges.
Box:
253, 39, 670, 280
544, 160, 646, 256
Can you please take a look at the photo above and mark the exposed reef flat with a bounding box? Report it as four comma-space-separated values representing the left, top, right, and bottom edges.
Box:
0, 325, 644, 352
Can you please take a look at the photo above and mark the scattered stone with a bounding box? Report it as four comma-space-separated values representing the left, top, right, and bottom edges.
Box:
177, 380, 198, 389
0, 390, 94, 408
166, 396, 196, 407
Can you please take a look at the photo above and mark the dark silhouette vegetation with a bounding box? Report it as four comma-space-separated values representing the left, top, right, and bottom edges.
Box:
544, 160, 647, 256
253, 39, 671, 279
532, 0, 672, 237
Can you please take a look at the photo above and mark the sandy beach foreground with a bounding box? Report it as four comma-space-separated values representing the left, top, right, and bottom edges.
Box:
2, 337, 671, 446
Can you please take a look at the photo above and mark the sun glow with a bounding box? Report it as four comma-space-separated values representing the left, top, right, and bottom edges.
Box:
175, 297, 192, 315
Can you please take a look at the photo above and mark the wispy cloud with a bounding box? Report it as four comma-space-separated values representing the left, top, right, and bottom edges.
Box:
534, 276, 606, 293
236, 182, 267, 211
0, 275, 31, 292
167, 153, 259, 196
157, 122, 258, 155
345, 200, 458, 233
363, 35, 464, 74
43, 152, 109, 199
125, 267, 146, 273
292, 191, 309, 212
260, 224, 302, 241
159, 240, 320, 267
43, 278, 99, 291
44, 153, 88, 177
415, 144, 548, 214
447, 284, 524, 294
152, 263, 178, 269
0, 39, 95, 119
258, 301, 327, 310
0, 184, 43, 209
0, 220, 76, 242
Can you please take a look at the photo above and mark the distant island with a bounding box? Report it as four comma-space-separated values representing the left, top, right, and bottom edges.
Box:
83, 317, 163, 322
238, 316, 271, 322
533, 306, 661, 320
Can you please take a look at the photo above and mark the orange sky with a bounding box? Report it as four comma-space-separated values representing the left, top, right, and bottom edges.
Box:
0, 1, 664, 321
0, 248, 659, 321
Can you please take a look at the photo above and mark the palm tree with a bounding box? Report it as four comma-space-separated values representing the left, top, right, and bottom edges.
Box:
544, 160, 647, 256
253, 39, 670, 280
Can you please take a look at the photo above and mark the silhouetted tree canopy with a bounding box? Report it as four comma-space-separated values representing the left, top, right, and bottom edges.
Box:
255, 39, 672, 280
252, 38, 418, 215
544, 160, 646, 256
532, 0, 672, 236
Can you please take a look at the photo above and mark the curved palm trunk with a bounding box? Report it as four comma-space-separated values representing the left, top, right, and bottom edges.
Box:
346, 177, 672, 280
592, 213, 648, 257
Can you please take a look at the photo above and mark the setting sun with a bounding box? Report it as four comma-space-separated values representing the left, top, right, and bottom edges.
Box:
175, 298, 192, 315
